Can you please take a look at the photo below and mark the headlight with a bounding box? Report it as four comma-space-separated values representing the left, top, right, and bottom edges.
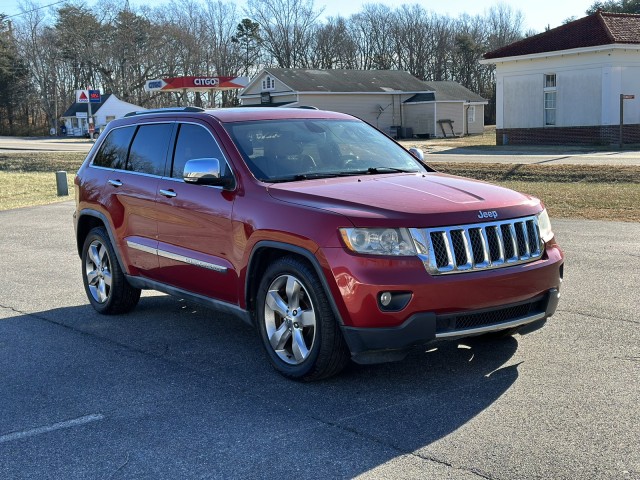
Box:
340, 228, 417, 256
537, 208, 553, 243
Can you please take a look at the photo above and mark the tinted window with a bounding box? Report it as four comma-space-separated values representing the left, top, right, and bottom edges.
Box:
92, 126, 135, 169
126, 123, 173, 175
172, 123, 230, 179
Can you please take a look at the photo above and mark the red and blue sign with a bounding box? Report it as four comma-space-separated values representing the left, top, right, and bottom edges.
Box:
89, 90, 101, 103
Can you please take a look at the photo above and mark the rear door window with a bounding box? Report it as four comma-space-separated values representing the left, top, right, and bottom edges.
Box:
92, 126, 136, 169
126, 123, 173, 176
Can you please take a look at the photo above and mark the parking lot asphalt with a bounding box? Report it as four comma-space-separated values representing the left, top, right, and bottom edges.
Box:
0, 202, 638, 479
0, 136, 94, 153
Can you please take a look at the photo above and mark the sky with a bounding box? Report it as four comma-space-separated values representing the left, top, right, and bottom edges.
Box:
1, 0, 595, 33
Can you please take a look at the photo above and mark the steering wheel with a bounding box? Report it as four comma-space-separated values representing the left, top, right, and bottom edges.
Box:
299, 154, 317, 171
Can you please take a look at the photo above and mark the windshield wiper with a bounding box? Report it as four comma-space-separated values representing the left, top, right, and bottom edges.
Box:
367, 167, 415, 174
268, 172, 352, 183
268, 168, 416, 183
295, 172, 352, 180
343, 167, 416, 175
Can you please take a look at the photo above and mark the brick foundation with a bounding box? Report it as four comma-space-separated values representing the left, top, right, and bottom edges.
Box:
496, 124, 640, 146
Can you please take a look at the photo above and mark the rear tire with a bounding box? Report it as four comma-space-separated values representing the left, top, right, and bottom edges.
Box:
81, 226, 140, 314
256, 256, 350, 381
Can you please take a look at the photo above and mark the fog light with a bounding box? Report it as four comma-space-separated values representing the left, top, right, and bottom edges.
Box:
380, 292, 392, 307
378, 291, 412, 312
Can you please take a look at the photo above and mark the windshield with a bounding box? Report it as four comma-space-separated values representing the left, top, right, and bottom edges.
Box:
224, 118, 426, 182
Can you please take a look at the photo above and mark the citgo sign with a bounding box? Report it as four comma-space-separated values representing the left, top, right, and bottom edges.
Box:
144, 76, 248, 92
193, 78, 220, 87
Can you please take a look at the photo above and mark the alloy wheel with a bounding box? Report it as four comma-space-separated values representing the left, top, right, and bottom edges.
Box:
85, 240, 112, 304
264, 274, 317, 365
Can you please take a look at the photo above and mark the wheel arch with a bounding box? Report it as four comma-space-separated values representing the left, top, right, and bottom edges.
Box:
245, 241, 345, 327
76, 209, 128, 274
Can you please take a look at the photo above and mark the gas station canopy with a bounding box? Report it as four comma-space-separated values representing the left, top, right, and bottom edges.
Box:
144, 76, 249, 92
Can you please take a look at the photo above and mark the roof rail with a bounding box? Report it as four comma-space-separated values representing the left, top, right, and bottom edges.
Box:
296, 105, 319, 110
124, 107, 205, 117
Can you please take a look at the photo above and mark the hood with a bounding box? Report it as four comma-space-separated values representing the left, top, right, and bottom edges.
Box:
267, 173, 541, 227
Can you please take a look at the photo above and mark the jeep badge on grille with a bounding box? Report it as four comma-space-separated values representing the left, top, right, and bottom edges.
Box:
478, 210, 498, 219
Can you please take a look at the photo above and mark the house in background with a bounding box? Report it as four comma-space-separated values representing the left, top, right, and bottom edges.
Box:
481, 11, 640, 145
239, 68, 486, 138
61, 94, 144, 137
403, 81, 487, 137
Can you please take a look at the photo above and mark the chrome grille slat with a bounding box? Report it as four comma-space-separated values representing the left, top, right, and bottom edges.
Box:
415, 215, 544, 275
479, 227, 491, 268
462, 229, 474, 270
494, 225, 506, 264
444, 230, 455, 269
508, 223, 519, 261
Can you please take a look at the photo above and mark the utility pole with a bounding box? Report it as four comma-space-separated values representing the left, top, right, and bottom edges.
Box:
87, 89, 93, 137
53, 68, 57, 135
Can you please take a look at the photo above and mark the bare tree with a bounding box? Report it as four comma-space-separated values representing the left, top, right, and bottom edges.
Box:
6, 0, 531, 132
98, 7, 161, 105
246, 0, 323, 68
202, 0, 244, 106
392, 5, 433, 80
13, 1, 61, 131
350, 4, 397, 70
309, 16, 358, 69
485, 4, 525, 51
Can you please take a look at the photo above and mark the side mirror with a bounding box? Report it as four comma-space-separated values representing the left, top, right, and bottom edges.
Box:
183, 158, 234, 189
408, 147, 425, 162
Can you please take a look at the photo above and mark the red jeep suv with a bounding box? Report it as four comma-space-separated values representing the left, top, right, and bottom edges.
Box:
74, 107, 563, 380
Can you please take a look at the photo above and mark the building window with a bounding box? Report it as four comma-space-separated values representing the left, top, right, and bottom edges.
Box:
106, 115, 116, 123
544, 92, 556, 125
544, 74, 557, 126
467, 106, 476, 123
545, 74, 556, 88
261, 76, 275, 91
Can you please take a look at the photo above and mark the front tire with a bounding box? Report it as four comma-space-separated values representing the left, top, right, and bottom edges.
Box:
256, 256, 350, 381
81, 226, 140, 314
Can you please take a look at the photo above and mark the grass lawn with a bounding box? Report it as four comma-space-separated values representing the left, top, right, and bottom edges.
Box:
0, 152, 83, 211
1, 152, 638, 222
435, 162, 640, 222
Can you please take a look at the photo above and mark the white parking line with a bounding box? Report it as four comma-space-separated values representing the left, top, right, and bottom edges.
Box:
0, 414, 104, 443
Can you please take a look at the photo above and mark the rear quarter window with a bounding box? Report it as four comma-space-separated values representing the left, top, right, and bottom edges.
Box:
92, 126, 136, 169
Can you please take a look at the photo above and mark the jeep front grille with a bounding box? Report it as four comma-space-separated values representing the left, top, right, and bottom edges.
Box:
410, 215, 543, 275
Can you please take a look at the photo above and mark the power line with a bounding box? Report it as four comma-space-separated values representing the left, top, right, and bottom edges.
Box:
3, 1, 67, 19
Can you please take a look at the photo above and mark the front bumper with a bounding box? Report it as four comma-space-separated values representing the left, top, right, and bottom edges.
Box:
341, 288, 560, 364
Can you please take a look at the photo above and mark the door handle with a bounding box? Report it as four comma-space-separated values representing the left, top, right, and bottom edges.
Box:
108, 179, 123, 187
159, 189, 177, 198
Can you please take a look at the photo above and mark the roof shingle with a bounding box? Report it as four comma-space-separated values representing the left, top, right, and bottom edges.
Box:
422, 81, 486, 102
262, 68, 430, 93
484, 11, 640, 60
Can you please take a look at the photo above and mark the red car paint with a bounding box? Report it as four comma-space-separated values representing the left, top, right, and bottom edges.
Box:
74, 107, 563, 370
